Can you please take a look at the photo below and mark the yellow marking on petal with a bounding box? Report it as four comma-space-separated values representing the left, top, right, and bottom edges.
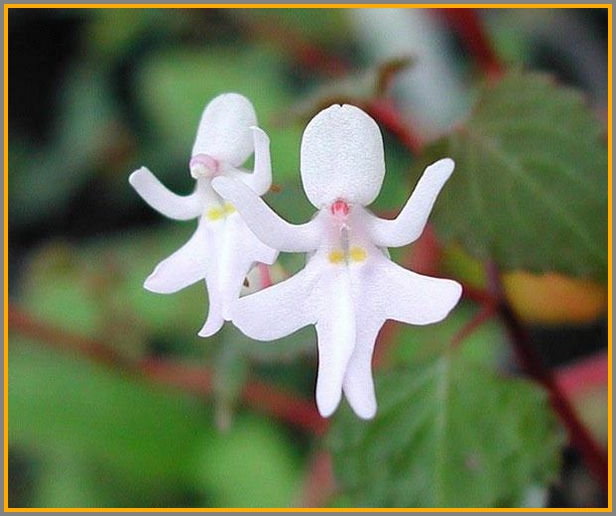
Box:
207, 207, 225, 221
224, 203, 236, 214
328, 250, 345, 264
350, 247, 367, 262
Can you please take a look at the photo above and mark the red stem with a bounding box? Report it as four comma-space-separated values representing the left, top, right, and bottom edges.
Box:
485, 264, 608, 491
436, 8, 505, 79
8, 303, 327, 436
366, 98, 424, 155
450, 301, 497, 349
299, 449, 337, 507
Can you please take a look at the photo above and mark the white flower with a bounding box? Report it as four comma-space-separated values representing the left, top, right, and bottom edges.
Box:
129, 93, 277, 337
213, 104, 462, 419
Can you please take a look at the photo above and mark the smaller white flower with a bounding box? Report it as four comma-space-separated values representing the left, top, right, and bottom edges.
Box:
213, 104, 462, 419
129, 93, 277, 337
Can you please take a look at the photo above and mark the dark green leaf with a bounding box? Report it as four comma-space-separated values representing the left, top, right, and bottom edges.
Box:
417, 71, 607, 281
328, 350, 562, 508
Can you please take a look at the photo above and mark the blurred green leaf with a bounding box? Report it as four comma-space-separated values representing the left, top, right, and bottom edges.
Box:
195, 414, 303, 507
328, 349, 562, 508
20, 227, 208, 346
85, 8, 189, 60
390, 301, 507, 369
9, 339, 212, 497
416, 71, 607, 281
235, 8, 349, 45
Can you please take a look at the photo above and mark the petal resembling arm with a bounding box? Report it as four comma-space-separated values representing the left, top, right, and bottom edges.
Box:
367, 158, 455, 247
129, 167, 203, 220
236, 127, 272, 196
212, 176, 320, 252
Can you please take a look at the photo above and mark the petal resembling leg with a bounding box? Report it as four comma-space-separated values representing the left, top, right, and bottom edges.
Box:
342, 320, 383, 420
144, 223, 212, 294
372, 260, 462, 325
231, 266, 319, 341
314, 269, 356, 418
129, 167, 203, 220
198, 275, 225, 337
219, 215, 278, 321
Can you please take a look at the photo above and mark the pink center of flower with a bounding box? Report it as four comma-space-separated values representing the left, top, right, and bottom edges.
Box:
190, 154, 220, 178
330, 199, 350, 217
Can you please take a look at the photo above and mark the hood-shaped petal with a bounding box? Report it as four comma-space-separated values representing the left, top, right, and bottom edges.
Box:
191, 93, 257, 167
300, 104, 385, 208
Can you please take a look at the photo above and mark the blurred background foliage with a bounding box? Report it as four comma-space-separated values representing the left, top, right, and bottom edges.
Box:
8, 7, 608, 508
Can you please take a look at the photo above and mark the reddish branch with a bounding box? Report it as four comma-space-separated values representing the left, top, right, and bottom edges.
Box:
366, 98, 424, 155
8, 303, 328, 436
485, 264, 608, 491
437, 8, 504, 79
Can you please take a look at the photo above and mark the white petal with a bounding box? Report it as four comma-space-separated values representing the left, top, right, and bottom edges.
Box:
314, 268, 357, 418
300, 104, 385, 208
144, 222, 213, 293
191, 93, 257, 167
342, 320, 383, 420
368, 158, 455, 247
218, 213, 278, 320
369, 259, 462, 325
129, 167, 203, 220
213, 177, 321, 252
235, 127, 272, 196
230, 266, 319, 341
198, 275, 225, 337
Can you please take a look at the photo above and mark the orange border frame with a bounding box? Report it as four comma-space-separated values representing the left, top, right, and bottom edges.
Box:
3, 3, 612, 512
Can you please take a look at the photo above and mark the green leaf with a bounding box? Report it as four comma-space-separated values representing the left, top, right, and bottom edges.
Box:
8, 339, 213, 496
417, 71, 607, 281
194, 414, 303, 507
328, 350, 562, 508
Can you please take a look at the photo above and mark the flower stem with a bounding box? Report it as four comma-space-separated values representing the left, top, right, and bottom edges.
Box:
436, 8, 504, 79
485, 263, 608, 491
366, 99, 424, 155
8, 303, 328, 436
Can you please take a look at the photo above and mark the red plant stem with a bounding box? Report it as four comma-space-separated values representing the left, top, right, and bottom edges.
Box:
555, 352, 608, 400
299, 449, 337, 507
366, 98, 424, 155
7, 303, 327, 436
436, 8, 504, 79
450, 301, 497, 349
485, 265, 608, 491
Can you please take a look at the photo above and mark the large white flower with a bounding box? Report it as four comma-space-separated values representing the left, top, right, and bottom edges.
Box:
213, 104, 462, 419
129, 93, 277, 337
